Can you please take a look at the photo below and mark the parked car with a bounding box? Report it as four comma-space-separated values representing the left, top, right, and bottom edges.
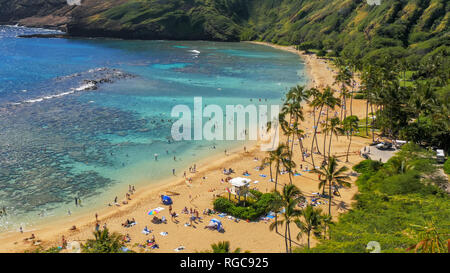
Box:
376, 142, 393, 150
436, 149, 445, 164
394, 140, 407, 148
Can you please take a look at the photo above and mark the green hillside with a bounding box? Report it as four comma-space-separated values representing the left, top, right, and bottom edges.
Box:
65, 0, 449, 61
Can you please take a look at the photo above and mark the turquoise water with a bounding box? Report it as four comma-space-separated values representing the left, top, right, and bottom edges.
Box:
0, 26, 306, 232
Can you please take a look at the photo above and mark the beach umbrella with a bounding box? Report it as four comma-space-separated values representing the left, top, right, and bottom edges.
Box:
210, 218, 222, 231
161, 195, 173, 205
148, 207, 164, 215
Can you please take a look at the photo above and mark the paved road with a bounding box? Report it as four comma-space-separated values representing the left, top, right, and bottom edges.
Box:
361, 146, 398, 163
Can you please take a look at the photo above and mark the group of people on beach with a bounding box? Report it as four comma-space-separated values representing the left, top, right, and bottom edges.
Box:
107, 184, 136, 207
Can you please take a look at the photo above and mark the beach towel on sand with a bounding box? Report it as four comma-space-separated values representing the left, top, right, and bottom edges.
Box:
259, 174, 267, 178
174, 246, 185, 252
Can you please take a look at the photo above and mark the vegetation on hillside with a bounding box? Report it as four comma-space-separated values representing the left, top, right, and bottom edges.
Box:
64, 1, 449, 62
294, 144, 449, 253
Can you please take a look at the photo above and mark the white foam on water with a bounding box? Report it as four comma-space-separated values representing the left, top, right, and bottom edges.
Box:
21, 82, 96, 104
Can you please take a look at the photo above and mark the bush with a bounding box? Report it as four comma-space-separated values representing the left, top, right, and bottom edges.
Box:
444, 159, 450, 175
213, 197, 234, 212
213, 191, 275, 220
353, 160, 383, 174
301, 146, 450, 253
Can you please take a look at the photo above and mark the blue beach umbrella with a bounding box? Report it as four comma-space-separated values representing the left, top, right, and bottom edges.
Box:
161, 195, 173, 205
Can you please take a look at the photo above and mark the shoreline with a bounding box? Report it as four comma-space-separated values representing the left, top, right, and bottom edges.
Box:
0, 141, 259, 250
0, 41, 370, 253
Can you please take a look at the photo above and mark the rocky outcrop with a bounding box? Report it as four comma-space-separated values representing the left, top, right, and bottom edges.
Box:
0, 0, 73, 28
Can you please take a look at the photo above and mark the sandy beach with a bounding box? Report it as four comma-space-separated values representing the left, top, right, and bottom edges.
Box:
0, 42, 371, 253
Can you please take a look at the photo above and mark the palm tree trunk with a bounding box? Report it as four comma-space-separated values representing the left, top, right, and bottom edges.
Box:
275, 162, 279, 191
346, 135, 352, 162
343, 93, 347, 121
284, 223, 289, 253
370, 103, 375, 142
328, 179, 332, 216
310, 105, 323, 168
312, 107, 320, 153
269, 162, 273, 183
307, 230, 311, 249
298, 135, 305, 161
350, 81, 354, 117
275, 162, 280, 233
365, 100, 369, 137
328, 131, 333, 158
287, 222, 292, 253
323, 110, 329, 161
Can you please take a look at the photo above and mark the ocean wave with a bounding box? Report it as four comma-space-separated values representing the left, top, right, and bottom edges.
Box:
6, 67, 135, 106
21, 82, 96, 104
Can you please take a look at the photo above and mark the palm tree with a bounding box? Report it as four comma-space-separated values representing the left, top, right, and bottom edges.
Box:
346, 55, 362, 117
342, 115, 360, 162
386, 156, 415, 175
281, 92, 305, 159
311, 156, 351, 216
269, 184, 303, 253
408, 81, 436, 128
306, 87, 320, 158
322, 117, 344, 159
282, 155, 296, 185
295, 205, 323, 249
268, 144, 291, 191
320, 214, 333, 240
334, 62, 352, 121
209, 241, 247, 253
262, 144, 290, 233
407, 220, 448, 253
261, 153, 275, 182
82, 228, 125, 253
310, 86, 338, 167
361, 65, 380, 138
281, 103, 297, 147
290, 123, 306, 161
286, 85, 310, 106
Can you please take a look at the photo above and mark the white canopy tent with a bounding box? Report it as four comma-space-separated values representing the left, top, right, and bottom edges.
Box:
230, 177, 251, 188
228, 177, 252, 202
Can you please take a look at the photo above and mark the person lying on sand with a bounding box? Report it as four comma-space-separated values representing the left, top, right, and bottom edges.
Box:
23, 233, 36, 242
122, 218, 136, 228
152, 216, 163, 224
